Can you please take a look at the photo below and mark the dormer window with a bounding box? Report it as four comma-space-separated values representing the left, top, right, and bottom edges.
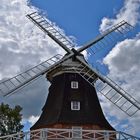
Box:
71, 81, 78, 89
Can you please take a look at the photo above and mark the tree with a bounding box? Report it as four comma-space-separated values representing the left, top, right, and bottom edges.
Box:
0, 103, 23, 136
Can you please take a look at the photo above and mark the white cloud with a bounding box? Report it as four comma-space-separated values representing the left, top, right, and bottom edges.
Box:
94, 0, 140, 137
100, 0, 140, 32
0, 0, 68, 125
103, 34, 140, 103
28, 115, 39, 126
0, 1, 59, 79
99, 0, 140, 136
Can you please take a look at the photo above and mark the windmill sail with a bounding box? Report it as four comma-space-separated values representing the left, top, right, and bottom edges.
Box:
77, 20, 133, 53
0, 54, 62, 96
87, 21, 133, 56
73, 60, 140, 116
26, 12, 75, 53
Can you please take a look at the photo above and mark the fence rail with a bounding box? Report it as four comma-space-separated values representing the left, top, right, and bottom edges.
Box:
0, 128, 140, 140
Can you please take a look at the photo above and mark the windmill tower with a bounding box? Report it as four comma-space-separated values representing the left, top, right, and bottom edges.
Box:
0, 11, 140, 139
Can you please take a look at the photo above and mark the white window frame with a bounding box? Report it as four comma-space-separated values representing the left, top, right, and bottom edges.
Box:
71, 81, 78, 89
72, 127, 82, 139
71, 101, 80, 110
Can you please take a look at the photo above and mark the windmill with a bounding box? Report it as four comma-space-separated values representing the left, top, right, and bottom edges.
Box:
0, 11, 140, 139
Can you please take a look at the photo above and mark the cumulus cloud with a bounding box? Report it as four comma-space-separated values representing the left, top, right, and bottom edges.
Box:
0, 0, 70, 127
103, 34, 140, 100
100, 0, 140, 32
0, 1, 64, 79
28, 115, 39, 126
98, 0, 140, 136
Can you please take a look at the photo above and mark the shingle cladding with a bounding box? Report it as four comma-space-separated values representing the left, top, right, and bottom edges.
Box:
31, 73, 114, 130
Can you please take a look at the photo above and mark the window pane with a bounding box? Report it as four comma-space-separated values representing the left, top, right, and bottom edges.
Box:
71, 81, 78, 89
71, 101, 80, 110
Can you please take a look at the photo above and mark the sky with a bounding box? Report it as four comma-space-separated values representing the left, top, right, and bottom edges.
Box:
0, 0, 140, 137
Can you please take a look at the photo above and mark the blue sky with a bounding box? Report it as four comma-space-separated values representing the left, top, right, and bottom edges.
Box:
30, 0, 122, 44
0, 0, 140, 138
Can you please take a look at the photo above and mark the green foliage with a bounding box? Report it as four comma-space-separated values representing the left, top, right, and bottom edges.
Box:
0, 103, 23, 136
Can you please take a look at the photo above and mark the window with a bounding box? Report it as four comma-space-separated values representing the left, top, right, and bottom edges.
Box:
71, 81, 78, 89
72, 127, 82, 139
71, 101, 80, 110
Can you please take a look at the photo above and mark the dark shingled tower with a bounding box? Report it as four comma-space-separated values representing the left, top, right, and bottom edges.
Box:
31, 54, 115, 131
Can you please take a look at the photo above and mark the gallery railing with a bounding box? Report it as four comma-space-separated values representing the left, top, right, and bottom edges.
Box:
0, 128, 139, 140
